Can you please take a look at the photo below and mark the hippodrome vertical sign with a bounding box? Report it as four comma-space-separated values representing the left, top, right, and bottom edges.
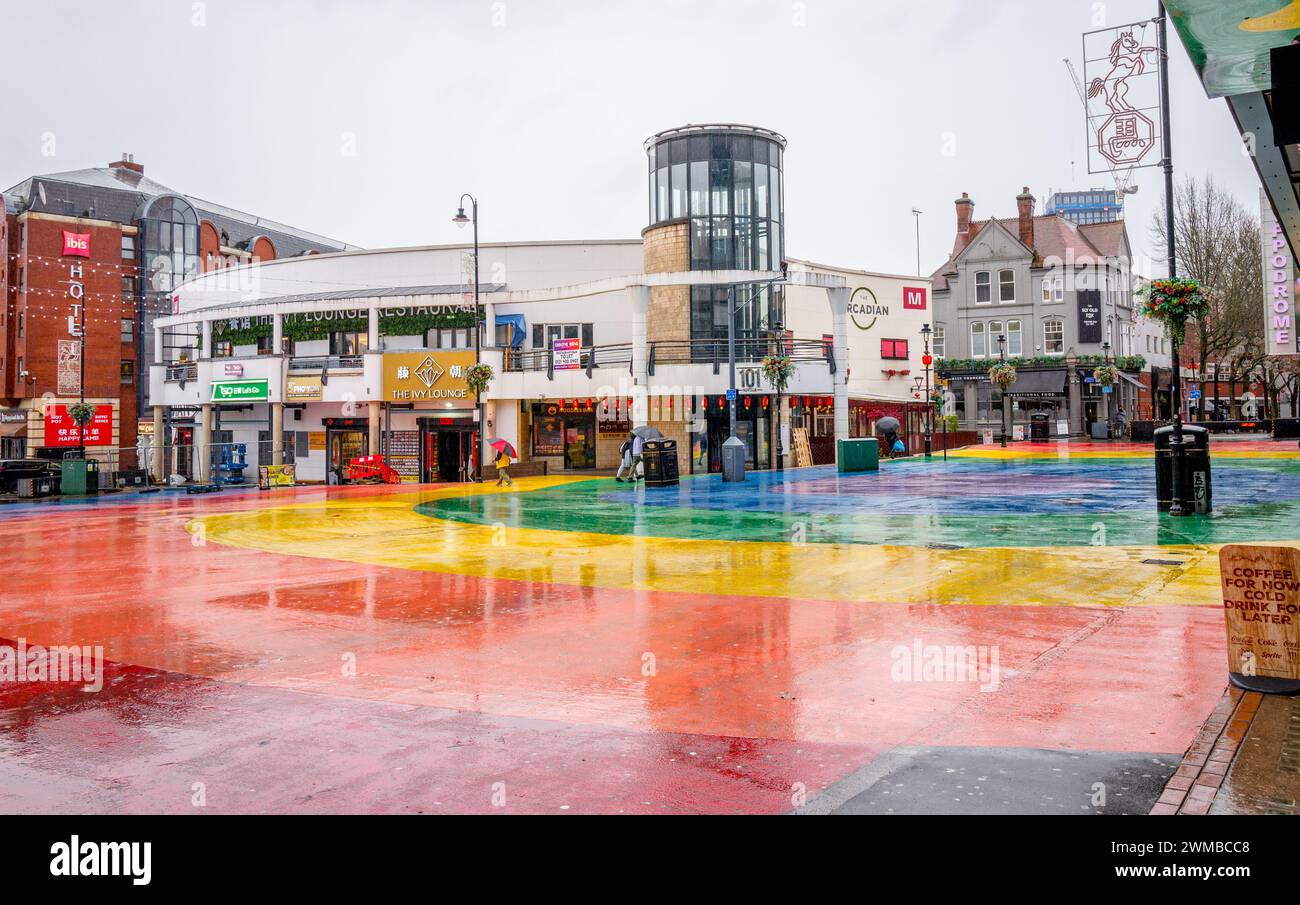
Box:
1083, 20, 1164, 175
1260, 188, 1298, 357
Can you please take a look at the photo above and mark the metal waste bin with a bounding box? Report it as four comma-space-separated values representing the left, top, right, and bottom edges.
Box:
642, 439, 679, 487
720, 436, 746, 483
1154, 424, 1212, 514
1030, 413, 1050, 440
60, 458, 100, 495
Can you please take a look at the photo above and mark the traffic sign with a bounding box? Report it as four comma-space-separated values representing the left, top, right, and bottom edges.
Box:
1188, 389, 1202, 400
726, 388, 737, 402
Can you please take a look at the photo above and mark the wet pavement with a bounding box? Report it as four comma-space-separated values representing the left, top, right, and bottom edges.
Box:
1, 440, 1297, 814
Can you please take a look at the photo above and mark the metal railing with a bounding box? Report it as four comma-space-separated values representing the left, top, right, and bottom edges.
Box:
165, 363, 198, 382
502, 338, 830, 376
289, 355, 365, 372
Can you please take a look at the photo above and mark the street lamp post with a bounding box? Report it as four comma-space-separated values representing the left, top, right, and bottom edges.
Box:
1102, 340, 1112, 437
911, 208, 923, 277
452, 194, 483, 482
773, 316, 785, 472
921, 323, 933, 458
997, 333, 1009, 448
78, 298, 86, 459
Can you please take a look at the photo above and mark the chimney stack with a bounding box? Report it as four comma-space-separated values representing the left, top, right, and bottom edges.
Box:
1016, 186, 1035, 250
954, 192, 974, 250
109, 153, 143, 175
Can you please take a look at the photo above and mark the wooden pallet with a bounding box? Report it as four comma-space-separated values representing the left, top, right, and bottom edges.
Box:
791, 427, 813, 468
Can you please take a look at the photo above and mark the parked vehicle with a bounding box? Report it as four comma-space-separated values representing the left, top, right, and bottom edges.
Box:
0, 459, 62, 494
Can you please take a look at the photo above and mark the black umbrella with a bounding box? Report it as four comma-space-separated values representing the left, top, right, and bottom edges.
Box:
631, 425, 663, 440
876, 416, 900, 433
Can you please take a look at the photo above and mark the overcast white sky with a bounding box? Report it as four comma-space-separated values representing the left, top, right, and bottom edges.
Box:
0, 0, 1262, 278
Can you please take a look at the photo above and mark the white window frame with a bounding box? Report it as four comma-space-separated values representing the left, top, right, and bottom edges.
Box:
970, 322, 987, 359
1007, 319, 1022, 357
932, 324, 945, 359
998, 269, 1015, 303
1043, 319, 1064, 356
974, 271, 991, 305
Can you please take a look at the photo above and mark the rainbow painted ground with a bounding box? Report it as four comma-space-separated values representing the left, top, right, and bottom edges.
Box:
1, 439, 1297, 813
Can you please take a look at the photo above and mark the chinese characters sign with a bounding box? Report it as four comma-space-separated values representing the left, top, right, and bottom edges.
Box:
57, 340, 81, 395
44, 404, 113, 447
381, 351, 475, 403
1083, 22, 1163, 174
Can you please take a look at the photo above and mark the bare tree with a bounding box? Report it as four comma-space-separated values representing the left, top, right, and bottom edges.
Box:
1150, 176, 1262, 418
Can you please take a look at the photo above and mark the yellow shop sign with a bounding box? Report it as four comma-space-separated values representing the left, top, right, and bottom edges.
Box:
285, 375, 323, 402
382, 351, 476, 403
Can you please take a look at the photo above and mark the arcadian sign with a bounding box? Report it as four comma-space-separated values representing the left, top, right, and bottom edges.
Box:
849, 285, 927, 331
382, 351, 476, 403
211, 378, 270, 403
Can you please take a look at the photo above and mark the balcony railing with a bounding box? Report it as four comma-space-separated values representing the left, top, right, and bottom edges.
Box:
288, 355, 364, 372
502, 337, 832, 377
165, 363, 198, 382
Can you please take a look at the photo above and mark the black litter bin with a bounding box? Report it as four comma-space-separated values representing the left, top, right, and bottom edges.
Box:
1029, 413, 1050, 440
642, 439, 679, 487
1154, 424, 1212, 514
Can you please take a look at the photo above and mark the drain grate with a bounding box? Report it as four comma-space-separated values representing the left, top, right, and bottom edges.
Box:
1142, 558, 1186, 566
926, 542, 962, 550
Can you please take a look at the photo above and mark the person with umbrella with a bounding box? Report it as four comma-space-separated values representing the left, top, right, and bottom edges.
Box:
488, 438, 516, 487
623, 425, 662, 483
877, 416, 905, 459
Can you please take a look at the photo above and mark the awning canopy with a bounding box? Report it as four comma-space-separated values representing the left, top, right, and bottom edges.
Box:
0, 421, 27, 438
1118, 370, 1144, 389
1004, 370, 1066, 398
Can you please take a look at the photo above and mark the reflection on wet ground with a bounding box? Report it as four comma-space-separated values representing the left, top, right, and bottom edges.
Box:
0, 440, 1296, 813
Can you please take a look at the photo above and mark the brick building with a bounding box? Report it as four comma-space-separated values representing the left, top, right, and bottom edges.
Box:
1, 155, 354, 464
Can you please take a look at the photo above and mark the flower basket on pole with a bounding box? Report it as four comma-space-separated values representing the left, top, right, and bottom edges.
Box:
1138, 278, 1209, 346
987, 362, 1017, 392
67, 402, 96, 458
464, 362, 494, 396
1093, 363, 1120, 388
761, 354, 795, 393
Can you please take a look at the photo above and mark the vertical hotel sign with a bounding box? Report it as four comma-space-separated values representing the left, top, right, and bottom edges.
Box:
59, 231, 91, 395
1261, 188, 1298, 357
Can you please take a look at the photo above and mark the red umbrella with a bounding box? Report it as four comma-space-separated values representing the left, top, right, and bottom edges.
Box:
487, 438, 517, 458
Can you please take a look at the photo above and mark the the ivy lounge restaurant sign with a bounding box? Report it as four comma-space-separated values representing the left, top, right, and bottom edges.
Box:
211, 379, 270, 403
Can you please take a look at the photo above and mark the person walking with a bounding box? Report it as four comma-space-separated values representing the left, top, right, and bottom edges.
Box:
615, 434, 634, 482
493, 448, 513, 487
1115, 404, 1128, 440
628, 431, 645, 482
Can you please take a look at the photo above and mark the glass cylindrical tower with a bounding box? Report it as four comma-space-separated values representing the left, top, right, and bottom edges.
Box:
642, 124, 786, 351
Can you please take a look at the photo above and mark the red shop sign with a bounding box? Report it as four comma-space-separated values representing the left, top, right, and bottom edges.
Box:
44, 404, 113, 447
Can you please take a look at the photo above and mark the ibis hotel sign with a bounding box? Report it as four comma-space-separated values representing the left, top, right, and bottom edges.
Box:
382, 351, 475, 403
1261, 188, 1297, 357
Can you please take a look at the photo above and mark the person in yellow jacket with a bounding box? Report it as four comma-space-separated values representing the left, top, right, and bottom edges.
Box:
494, 450, 513, 487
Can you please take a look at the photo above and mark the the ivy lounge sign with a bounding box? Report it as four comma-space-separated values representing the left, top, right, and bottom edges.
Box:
211, 379, 270, 403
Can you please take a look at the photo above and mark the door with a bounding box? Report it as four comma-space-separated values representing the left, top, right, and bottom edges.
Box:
175, 427, 194, 479
329, 430, 366, 484
563, 418, 595, 469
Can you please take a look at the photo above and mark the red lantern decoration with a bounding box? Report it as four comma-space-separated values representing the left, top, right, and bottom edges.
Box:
718, 396, 726, 408
922, 353, 933, 367
744, 395, 752, 410
702, 395, 709, 411
761, 396, 770, 409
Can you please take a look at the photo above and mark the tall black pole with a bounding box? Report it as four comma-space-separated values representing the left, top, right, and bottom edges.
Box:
1157, 2, 1187, 516
774, 312, 785, 471
457, 193, 483, 482
998, 335, 1008, 448
922, 325, 933, 458
727, 286, 737, 441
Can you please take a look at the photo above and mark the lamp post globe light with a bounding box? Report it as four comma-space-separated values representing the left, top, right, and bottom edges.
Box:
921, 323, 933, 459
453, 194, 483, 481
997, 333, 1008, 448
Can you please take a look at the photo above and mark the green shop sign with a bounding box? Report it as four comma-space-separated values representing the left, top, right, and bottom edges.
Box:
211, 379, 270, 403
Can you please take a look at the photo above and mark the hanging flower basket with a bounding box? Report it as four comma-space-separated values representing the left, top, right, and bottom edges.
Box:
464, 362, 494, 396
1138, 278, 1210, 346
987, 362, 1017, 391
67, 403, 97, 427
761, 354, 796, 393
1093, 363, 1120, 387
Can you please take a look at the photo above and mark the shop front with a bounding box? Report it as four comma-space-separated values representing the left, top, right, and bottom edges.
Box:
382, 350, 478, 483
531, 400, 597, 470
691, 393, 774, 473
323, 416, 369, 484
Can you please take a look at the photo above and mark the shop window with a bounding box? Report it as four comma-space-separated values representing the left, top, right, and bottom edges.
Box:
1043, 319, 1064, 355
970, 322, 986, 358
880, 338, 909, 360
329, 332, 368, 356
974, 271, 991, 304
213, 340, 234, 358
257, 333, 275, 355
999, 269, 1015, 302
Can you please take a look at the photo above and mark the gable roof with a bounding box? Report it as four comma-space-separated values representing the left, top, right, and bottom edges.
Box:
932, 212, 1129, 291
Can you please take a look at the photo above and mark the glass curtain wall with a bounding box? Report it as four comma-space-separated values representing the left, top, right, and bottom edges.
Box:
136, 195, 201, 406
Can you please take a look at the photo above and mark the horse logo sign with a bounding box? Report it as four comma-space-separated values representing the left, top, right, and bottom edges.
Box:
1083, 23, 1162, 173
